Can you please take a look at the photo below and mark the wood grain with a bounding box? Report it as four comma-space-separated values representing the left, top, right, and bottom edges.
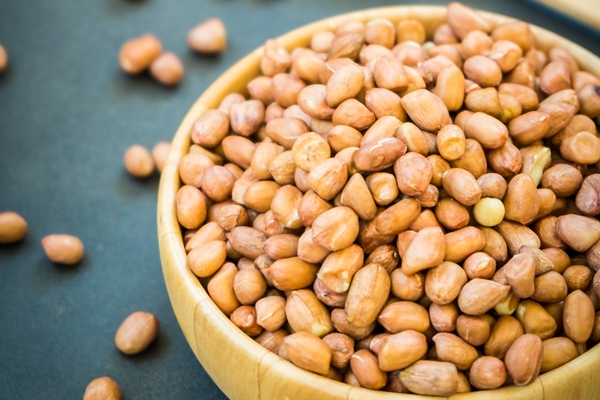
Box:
158, 5, 600, 400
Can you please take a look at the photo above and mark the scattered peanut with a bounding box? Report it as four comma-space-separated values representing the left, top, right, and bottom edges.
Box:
115, 311, 160, 355
83, 377, 121, 400
124, 145, 155, 178
150, 52, 184, 85
119, 34, 162, 74
0, 44, 7, 73
41, 234, 84, 265
187, 18, 227, 53
0, 211, 28, 243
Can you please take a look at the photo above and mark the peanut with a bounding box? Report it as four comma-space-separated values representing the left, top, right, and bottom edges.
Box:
119, 34, 162, 74
188, 18, 226, 53
83, 377, 121, 400
0, 211, 28, 244
115, 311, 159, 355
149, 52, 184, 85
124, 145, 154, 178
41, 234, 85, 265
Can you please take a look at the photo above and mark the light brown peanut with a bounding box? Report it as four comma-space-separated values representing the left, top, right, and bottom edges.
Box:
345, 264, 390, 327
400, 360, 458, 397
41, 234, 85, 265
469, 356, 507, 390
0, 211, 28, 244
83, 376, 121, 400
378, 330, 428, 371
282, 332, 331, 375
504, 334, 543, 386
115, 311, 159, 355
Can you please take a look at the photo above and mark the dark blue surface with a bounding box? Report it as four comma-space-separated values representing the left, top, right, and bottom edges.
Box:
0, 1, 598, 399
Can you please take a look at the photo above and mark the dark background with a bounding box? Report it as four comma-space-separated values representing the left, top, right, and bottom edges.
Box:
0, 0, 598, 399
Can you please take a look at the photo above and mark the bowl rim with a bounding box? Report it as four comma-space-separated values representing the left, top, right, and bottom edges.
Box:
158, 5, 600, 400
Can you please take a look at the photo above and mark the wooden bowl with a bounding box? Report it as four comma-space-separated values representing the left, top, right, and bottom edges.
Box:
158, 5, 600, 400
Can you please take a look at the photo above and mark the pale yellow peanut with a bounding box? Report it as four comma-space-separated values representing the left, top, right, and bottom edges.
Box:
473, 197, 505, 227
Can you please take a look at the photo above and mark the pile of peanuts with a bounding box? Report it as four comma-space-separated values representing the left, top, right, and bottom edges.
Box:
175, 2, 600, 396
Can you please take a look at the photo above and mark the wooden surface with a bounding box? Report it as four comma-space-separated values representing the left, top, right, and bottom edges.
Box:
157, 5, 600, 400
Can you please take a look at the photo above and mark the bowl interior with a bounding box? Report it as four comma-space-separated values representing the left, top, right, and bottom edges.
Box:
158, 5, 600, 400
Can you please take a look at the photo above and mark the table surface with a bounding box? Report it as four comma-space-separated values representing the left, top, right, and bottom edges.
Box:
1, 1, 599, 399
